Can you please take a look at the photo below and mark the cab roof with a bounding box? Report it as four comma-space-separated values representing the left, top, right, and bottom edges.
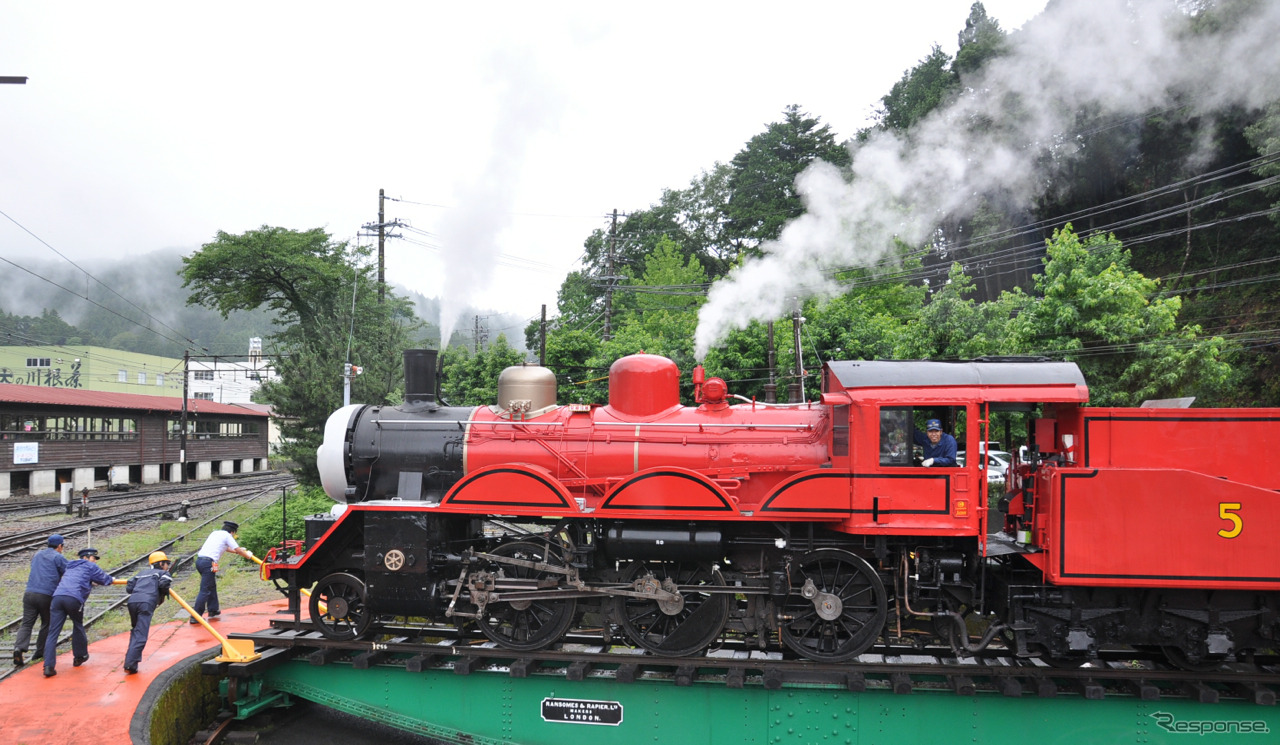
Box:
823, 359, 1088, 403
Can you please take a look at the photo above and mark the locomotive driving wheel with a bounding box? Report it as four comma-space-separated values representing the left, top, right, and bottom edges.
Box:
1161, 644, 1228, 672
616, 560, 729, 657
475, 541, 577, 652
780, 549, 887, 662
310, 572, 372, 641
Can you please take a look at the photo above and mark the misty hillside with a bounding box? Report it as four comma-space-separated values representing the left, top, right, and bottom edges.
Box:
0, 250, 531, 358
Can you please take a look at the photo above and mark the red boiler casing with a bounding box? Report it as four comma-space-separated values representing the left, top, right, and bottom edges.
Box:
449, 354, 836, 520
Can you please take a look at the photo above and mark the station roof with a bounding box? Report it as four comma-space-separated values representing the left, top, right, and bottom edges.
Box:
0, 384, 269, 417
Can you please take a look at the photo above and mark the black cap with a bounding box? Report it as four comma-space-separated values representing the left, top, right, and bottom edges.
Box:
222, 521, 239, 532
78, 547, 99, 559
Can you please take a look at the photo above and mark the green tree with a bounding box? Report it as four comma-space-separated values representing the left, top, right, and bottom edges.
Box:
953, 2, 1008, 78
665, 162, 745, 276
1009, 225, 1231, 406
542, 328, 603, 404
875, 45, 958, 133
236, 485, 336, 557
439, 335, 527, 406
893, 263, 1025, 360
181, 226, 417, 485
701, 323, 772, 399
1244, 99, 1280, 227
0, 309, 92, 346
722, 105, 852, 252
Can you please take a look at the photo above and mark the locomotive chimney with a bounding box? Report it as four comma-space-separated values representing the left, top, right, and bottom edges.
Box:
403, 349, 438, 408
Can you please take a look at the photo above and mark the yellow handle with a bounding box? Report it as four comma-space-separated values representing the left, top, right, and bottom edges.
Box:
250, 550, 323, 611
167, 587, 261, 663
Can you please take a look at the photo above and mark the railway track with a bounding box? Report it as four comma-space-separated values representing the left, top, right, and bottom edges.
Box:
0, 475, 293, 557
215, 618, 1280, 705
0, 473, 288, 518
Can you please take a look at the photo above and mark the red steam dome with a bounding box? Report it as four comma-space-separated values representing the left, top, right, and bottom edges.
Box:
608, 354, 680, 417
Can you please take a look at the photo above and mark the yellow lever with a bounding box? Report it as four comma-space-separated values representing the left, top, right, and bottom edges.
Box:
168, 588, 261, 663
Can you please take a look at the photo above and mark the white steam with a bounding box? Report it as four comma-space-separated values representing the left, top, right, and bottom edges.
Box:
694, 0, 1280, 359
437, 50, 564, 350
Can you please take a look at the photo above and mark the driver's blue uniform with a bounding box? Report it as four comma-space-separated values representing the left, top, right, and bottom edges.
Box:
913, 430, 958, 466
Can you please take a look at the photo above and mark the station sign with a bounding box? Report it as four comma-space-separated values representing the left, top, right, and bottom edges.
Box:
13, 442, 38, 464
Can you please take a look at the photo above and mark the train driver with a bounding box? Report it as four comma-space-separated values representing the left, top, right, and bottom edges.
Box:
914, 418, 958, 467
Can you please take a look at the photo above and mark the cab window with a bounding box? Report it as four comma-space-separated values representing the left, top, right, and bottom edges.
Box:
879, 408, 911, 466
879, 406, 967, 467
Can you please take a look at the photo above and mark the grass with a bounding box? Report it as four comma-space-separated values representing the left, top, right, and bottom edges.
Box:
2, 495, 286, 651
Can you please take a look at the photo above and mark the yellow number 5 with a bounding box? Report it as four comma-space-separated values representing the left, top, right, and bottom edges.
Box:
1218, 502, 1243, 539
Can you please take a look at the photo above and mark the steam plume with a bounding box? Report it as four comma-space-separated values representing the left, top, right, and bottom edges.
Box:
694, 0, 1280, 359
437, 50, 564, 350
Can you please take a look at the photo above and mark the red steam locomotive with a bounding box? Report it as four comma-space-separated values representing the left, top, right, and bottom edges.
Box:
265, 350, 1280, 666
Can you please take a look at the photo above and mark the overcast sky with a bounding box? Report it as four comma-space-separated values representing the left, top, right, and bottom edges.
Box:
0, 1, 1047, 339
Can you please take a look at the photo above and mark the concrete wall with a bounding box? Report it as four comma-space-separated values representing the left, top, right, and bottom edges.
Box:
109, 465, 129, 488
142, 464, 161, 484
194, 462, 211, 481
0, 472, 8, 499
73, 467, 94, 491
31, 470, 56, 496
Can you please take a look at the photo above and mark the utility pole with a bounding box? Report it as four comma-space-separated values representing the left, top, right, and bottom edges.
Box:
604, 209, 617, 341
361, 190, 400, 297
378, 188, 386, 304
539, 304, 547, 366
473, 316, 488, 354
764, 321, 777, 404
788, 306, 804, 404
180, 350, 189, 484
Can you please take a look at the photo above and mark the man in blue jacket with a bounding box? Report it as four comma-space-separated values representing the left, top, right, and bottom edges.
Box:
122, 551, 173, 674
42, 547, 114, 678
14, 534, 68, 667
913, 418, 958, 467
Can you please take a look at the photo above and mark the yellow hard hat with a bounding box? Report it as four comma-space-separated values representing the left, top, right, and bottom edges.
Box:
148, 551, 170, 565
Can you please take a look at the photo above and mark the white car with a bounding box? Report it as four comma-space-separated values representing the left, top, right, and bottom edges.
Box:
957, 450, 1012, 483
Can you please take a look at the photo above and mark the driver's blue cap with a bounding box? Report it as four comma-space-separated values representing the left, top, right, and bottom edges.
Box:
926, 419, 942, 431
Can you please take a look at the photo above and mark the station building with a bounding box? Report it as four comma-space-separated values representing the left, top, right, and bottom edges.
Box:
0, 341, 277, 498
0, 384, 270, 499
0, 340, 282, 474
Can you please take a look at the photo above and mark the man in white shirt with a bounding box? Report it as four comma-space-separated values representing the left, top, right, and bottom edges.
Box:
190, 521, 254, 624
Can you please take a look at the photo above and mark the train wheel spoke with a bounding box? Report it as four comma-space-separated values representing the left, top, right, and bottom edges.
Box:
474, 541, 576, 652
616, 560, 729, 657
781, 549, 887, 663
310, 572, 372, 641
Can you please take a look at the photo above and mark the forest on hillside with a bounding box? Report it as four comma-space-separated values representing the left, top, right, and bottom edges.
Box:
0, 250, 526, 359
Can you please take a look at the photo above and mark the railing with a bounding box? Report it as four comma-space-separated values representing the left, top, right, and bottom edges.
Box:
0, 430, 139, 442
